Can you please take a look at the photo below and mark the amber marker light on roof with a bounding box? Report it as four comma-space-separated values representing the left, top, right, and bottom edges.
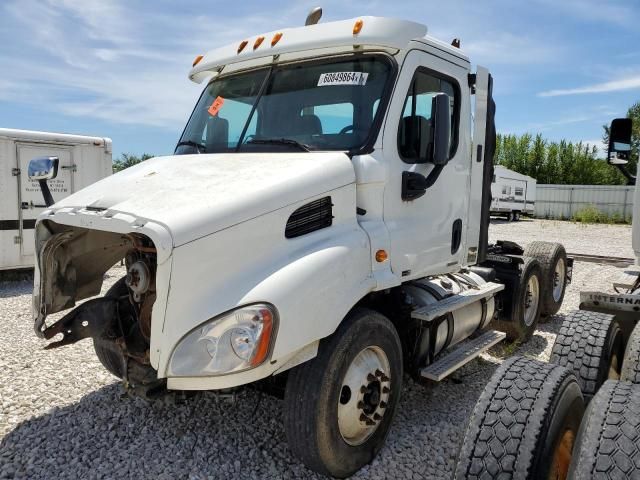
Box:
192, 55, 204, 67
353, 19, 364, 35
237, 40, 248, 54
271, 32, 283, 47
254, 36, 265, 50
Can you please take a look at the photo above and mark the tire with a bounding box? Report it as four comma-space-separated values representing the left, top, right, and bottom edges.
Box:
568, 380, 640, 479
92, 277, 128, 379
550, 310, 625, 402
492, 257, 543, 342
454, 356, 584, 480
524, 241, 568, 316
514, 211, 521, 221
621, 321, 640, 383
283, 308, 403, 478
507, 212, 515, 222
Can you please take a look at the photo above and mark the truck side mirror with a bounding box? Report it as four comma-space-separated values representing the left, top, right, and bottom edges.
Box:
431, 93, 451, 166
398, 93, 451, 165
28, 156, 59, 181
28, 156, 59, 207
608, 118, 633, 165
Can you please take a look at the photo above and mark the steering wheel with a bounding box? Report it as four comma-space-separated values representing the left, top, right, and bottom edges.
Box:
339, 125, 354, 135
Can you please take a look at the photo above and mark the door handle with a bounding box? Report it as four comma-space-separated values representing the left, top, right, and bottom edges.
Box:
401, 171, 427, 201
61, 164, 77, 172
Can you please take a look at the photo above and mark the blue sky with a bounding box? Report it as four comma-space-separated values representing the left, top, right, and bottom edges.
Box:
1, 0, 639, 159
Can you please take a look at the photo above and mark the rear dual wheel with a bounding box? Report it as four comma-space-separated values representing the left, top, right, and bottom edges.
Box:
550, 310, 625, 402
283, 309, 402, 478
454, 356, 584, 480
492, 257, 543, 342
525, 241, 568, 317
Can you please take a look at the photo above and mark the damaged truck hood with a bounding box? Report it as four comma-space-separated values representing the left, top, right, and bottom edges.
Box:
52, 151, 356, 246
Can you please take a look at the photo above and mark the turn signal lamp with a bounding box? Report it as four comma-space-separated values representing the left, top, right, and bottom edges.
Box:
353, 19, 364, 35
375, 249, 388, 262
271, 32, 283, 47
254, 36, 265, 50
237, 40, 248, 54
192, 55, 204, 67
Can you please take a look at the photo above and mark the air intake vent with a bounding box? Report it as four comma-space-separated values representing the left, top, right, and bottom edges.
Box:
285, 196, 333, 239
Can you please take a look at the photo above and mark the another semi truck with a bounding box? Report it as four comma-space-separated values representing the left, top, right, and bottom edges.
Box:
456, 118, 640, 480
28, 11, 570, 477
0, 128, 112, 270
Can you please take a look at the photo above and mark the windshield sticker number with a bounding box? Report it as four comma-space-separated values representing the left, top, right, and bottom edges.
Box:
207, 96, 225, 116
317, 72, 369, 87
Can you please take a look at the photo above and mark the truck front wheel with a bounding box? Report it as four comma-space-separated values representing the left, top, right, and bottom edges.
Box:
92, 277, 128, 379
283, 308, 403, 478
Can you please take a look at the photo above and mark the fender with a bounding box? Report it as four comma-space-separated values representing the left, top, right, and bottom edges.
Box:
156, 185, 375, 384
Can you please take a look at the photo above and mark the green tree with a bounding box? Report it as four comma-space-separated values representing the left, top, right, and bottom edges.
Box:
112, 153, 153, 173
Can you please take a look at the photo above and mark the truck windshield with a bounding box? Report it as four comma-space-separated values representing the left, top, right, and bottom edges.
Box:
175, 55, 393, 155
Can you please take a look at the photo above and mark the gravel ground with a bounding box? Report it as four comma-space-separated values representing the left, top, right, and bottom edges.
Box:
489, 217, 634, 258
0, 220, 629, 479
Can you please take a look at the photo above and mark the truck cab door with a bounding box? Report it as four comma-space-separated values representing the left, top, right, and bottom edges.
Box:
381, 49, 472, 279
16, 143, 74, 258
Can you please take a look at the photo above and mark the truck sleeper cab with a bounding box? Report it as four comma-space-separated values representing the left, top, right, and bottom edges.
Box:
30, 13, 570, 478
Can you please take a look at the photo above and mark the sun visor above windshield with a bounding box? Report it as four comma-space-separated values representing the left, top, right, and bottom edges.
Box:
189, 16, 427, 83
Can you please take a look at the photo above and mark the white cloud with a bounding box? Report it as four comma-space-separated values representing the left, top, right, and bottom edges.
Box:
0, 0, 277, 129
538, 75, 640, 97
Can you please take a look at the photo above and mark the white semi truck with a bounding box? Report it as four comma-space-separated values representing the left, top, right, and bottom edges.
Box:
0, 128, 112, 270
29, 12, 571, 477
455, 118, 640, 480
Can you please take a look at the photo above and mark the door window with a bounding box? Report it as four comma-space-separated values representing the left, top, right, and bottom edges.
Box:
397, 69, 458, 162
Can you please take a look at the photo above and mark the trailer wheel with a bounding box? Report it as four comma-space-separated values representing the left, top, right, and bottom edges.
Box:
550, 310, 625, 402
454, 356, 584, 480
283, 309, 402, 478
524, 241, 568, 316
92, 278, 128, 379
621, 322, 640, 383
493, 257, 543, 342
568, 380, 640, 479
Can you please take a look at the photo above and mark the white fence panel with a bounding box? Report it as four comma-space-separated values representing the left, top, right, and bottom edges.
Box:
535, 184, 635, 220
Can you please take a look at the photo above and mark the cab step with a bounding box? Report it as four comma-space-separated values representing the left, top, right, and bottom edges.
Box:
420, 330, 506, 381
411, 282, 505, 322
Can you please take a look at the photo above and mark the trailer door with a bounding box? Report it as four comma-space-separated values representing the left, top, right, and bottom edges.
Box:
16, 143, 74, 257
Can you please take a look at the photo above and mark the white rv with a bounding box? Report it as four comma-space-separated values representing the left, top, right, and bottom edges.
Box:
0, 128, 112, 270
490, 165, 536, 221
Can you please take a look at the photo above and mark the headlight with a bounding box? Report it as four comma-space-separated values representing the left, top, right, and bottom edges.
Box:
169, 304, 276, 377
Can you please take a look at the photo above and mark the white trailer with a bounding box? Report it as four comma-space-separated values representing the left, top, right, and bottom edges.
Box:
0, 128, 112, 270
490, 165, 536, 221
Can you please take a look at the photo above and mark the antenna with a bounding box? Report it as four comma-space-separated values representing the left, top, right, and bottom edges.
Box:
305, 7, 323, 26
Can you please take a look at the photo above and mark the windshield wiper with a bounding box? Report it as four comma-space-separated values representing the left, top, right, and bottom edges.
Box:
175, 140, 205, 153
246, 138, 311, 152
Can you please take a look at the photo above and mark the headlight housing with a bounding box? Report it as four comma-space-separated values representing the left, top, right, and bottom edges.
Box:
169, 304, 276, 377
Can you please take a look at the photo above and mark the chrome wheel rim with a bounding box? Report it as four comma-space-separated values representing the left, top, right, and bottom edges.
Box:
552, 258, 566, 303
524, 274, 540, 327
337, 346, 391, 446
